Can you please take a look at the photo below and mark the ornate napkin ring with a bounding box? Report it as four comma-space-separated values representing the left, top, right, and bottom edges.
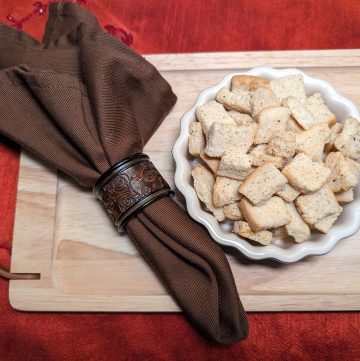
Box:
94, 153, 174, 230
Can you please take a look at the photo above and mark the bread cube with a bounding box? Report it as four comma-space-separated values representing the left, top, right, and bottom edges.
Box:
335, 188, 354, 203
191, 164, 225, 221
296, 123, 331, 161
239, 163, 288, 205
334, 117, 360, 159
240, 196, 291, 232
224, 202, 243, 220
285, 202, 311, 243
254, 106, 291, 144
233, 221, 272, 245
314, 207, 343, 233
305, 92, 337, 127
228, 111, 254, 126
200, 152, 220, 174
295, 185, 341, 225
287, 116, 303, 133
276, 183, 300, 203
217, 148, 253, 180
195, 101, 235, 136
325, 151, 359, 193
324, 123, 343, 153
205, 122, 257, 157
284, 96, 318, 130
251, 87, 280, 118
269, 74, 306, 104
250, 144, 287, 169
216, 87, 251, 114
282, 153, 331, 193
231, 75, 269, 92
188, 122, 205, 156
213, 176, 242, 207
267, 131, 297, 158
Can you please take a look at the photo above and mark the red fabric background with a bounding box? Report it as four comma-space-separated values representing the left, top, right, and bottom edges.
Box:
1, 1, 360, 360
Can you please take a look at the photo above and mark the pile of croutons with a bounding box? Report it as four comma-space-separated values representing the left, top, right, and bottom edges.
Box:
189, 74, 360, 245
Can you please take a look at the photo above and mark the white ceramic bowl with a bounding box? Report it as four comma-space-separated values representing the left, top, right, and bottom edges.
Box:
172, 67, 360, 263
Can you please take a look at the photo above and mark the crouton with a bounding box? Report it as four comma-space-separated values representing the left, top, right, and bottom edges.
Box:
228, 110, 254, 126
285, 202, 311, 243
240, 196, 291, 231
216, 87, 252, 114
314, 207, 343, 233
196, 101, 235, 136
199, 152, 220, 174
296, 123, 331, 161
250, 144, 287, 168
233, 220, 272, 245
324, 123, 343, 153
284, 96, 317, 130
205, 122, 257, 157
191, 164, 225, 221
213, 176, 242, 207
335, 188, 354, 203
224, 202, 243, 220
276, 183, 300, 203
231, 75, 269, 92
334, 117, 360, 159
267, 131, 297, 158
282, 153, 331, 193
325, 151, 359, 193
254, 106, 291, 144
217, 148, 253, 180
251, 87, 280, 118
188, 122, 205, 156
295, 185, 340, 225
305, 92, 337, 127
269, 74, 306, 104
239, 163, 288, 205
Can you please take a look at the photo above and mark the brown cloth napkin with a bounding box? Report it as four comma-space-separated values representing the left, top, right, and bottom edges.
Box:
0, 3, 248, 344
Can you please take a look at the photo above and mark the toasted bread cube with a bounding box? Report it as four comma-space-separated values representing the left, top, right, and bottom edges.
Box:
216, 87, 252, 114
196, 101, 235, 136
335, 188, 354, 203
191, 164, 225, 221
228, 111, 254, 126
251, 87, 280, 118
239, 163, 288, 205
295, 185, 340, 225
334, 117, 360, 159
305, 92, 337, 127
213, 176, 242, 207
217, 148, 253, 180
224, 202, 243, 220
231, 75, 269, 92
282, 153, 331, 193
324, 123, 343, 153
314, 207, 343, 233
285, 202, 311, 243
286, 116, 303, 133
240, 196, 291, 232
269, 74, 306, 104
346, 157, 360, 177
276, 183, 300, 203
249, 144, 287, 169
267, 131, 297, 158
199, 152, 220, 174
284, 96, 317, 130
205, 122, 257, 157
296, 123, 331, 161
254, 106, 291, 144
233, 221, 272, 245
188, 122, 205, 156
325, 151, 359, 192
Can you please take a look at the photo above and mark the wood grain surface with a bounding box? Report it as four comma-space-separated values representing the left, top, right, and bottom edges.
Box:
9, 49, 360, 312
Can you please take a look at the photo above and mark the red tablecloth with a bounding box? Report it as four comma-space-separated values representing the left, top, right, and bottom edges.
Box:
0, 1, 360, 360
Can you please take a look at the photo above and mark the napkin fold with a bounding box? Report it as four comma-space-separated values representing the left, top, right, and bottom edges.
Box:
0, 2, 248, 344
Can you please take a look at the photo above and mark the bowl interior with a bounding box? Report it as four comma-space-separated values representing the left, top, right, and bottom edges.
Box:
173, 67, 360, 262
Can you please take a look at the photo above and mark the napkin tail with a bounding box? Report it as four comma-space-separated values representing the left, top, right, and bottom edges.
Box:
126, 196, 249, 344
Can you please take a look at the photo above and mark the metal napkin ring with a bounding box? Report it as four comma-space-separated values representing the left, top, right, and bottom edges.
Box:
94, 153, 174, 230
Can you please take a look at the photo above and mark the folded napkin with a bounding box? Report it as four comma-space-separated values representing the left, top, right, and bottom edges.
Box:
0, 3, 248, 344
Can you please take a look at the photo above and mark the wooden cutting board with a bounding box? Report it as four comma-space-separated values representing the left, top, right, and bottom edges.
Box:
9, 49, 360, 312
